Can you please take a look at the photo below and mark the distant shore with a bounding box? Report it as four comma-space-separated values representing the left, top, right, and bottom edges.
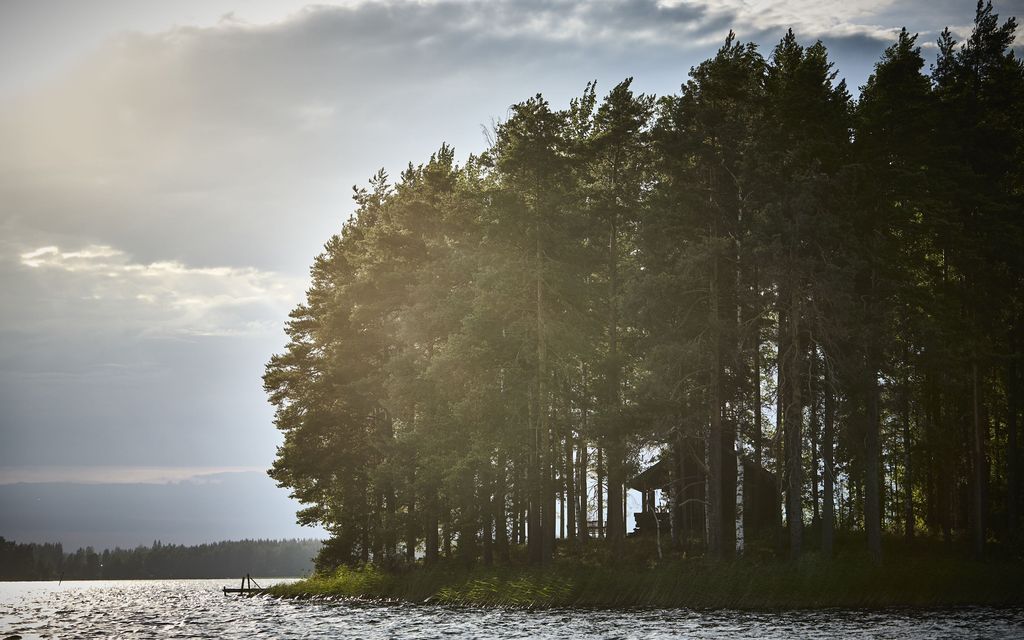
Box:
0, 537, 320, 581
266, 555, 1024, 609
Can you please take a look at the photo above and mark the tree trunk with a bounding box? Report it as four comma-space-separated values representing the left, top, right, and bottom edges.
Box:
361, 522, 371, 565
781, 285, 803, 560
754, 307, 763, 468
542, 426, 556, 564
670, 432, 681, 548
822, 358, 835, 557
623, 484, 629, 536
1009, 346, 1020, 540
735, 427, 745, 556
405, 466, 417, 562
443, 507, 452, 558
528, 402, 542, 563
566, 434, 576, 544
753, 266, 761, 466
972, 359, 986, 558
383, 488, 396, 561
606, 446, 624, 546
728, 215, 742, 559
495, 454, 509, 562
519, 459, 528, 547
865, 363, 882, 564
597, 446, 605, 538
707, 240, 723, 559
511, 467, 521, 547
578, 366, 590, 542
809, 345, 820, 527
482, 464, 494, 566
578, 437, 590, 541
606, 215, 625, 550
775, 311, 787, 553
425, 492, 439, 564
559, 479, 565, 540
704, 429, 712, 549
532, 204, 553, 565
903, 377, 914, 541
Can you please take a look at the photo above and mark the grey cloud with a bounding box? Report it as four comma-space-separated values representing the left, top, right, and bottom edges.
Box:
10, 244, 301, 337
7, 0, 923, 275
1, 1, 732, 274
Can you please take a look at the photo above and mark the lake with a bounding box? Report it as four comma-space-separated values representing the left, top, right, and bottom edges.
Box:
1, 579, 1022, 639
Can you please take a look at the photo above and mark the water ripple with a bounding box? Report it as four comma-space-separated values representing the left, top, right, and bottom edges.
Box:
1, 580, 1022, 639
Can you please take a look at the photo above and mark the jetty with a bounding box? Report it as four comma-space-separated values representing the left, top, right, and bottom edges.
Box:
223, 574, 267, 595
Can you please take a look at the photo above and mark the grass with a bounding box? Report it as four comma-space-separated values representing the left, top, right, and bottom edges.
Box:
267, 545, 1024, 609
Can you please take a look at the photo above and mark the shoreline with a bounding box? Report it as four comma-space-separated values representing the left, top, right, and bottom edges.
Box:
265, 555, 1024, 610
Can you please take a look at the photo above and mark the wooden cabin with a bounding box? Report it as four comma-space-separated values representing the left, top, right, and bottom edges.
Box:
628, 443, 780, 550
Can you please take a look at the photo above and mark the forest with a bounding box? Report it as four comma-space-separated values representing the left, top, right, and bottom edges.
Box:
265, 2, 1024, 572
0, 538, 321, 580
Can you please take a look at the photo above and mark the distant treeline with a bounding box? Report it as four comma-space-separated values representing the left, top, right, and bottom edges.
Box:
265, 1, 1024, 570
0, 537, 322, 580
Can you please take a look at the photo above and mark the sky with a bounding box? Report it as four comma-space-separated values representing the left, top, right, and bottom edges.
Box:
1, 0, 1019, 549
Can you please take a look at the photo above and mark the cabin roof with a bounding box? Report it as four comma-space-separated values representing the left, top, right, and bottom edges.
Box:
628, 457, 670, 491
629, 456, 778, 492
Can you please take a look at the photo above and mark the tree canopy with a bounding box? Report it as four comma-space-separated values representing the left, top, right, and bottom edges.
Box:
266, 2, 1024, 570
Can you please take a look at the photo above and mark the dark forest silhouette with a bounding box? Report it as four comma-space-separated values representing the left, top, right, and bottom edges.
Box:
0, 538, 320, 580
265, 2, 1024, 571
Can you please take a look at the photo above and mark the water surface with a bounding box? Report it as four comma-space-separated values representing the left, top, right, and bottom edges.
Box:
1, 579, 1021, 639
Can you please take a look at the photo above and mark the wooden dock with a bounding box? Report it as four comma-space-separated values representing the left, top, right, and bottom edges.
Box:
223, 574, 266, 596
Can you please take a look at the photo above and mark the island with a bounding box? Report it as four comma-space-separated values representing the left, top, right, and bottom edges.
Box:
261, 2, 1024, 610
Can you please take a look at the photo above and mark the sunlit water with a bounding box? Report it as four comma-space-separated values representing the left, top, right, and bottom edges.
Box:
1, 579, 1022, 639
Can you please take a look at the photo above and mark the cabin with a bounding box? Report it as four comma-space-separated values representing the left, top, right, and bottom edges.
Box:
628, 442, 780, 550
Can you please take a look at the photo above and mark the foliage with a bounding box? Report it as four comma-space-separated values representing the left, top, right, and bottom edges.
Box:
265, 2, 1024, 573
268, 536, 1024, 608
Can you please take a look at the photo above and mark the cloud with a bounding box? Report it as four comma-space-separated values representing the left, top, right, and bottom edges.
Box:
688, 0, 896, 40
0, 0, 909, 272
14, 244, 302, 337
0, 242, 300, 470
